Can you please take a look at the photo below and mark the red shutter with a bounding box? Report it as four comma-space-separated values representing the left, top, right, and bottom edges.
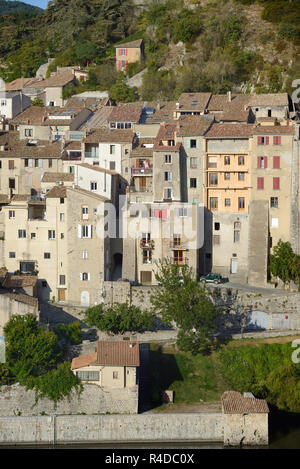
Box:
257, 136, 262, 145
154, 209, 160, 218
273, 177, 280, 190
257, 177, 264, 190
273, 136, 281, 145
117, 60, 121, 71
265, 136, 269, 145
125, 48, 128, 56
257, 157, 261, 168
161, 209, 168, 219
264, 156, 268, 169
273, 156, 280, 169
118, 49, 121, 56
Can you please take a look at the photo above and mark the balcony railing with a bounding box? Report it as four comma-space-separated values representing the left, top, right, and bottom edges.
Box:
170, 241, 188, 250
172, 257, 189, 266
85, 152, 99, 158
132, 168, 153, 176
140, 239, 155, 249
143, 257, 153, 264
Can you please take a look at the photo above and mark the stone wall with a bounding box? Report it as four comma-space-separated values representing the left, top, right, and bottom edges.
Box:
0, 413, 224, 445
223, 413, 268, 447
0, 384, 138, 417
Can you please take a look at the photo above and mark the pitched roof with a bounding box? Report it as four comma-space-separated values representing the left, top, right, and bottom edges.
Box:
41, 172, 74, 183
2, 275, 37, 289
5, 77, 41, 91
10, 106, 59, 125
78, 163, 118, 176
0, 194, 9, 204
0, 132, 63, 159
208, 94, 250, 112
249, 93, 289, 107
115, 39, 143, 49
45, 186, 67, 198
11, 194, 30, 202
205, 123, 255, 138
177, 115, 214, 136
252, 124, 294, 135
71, 340, 140, 369
33, 70, 75, 88
221, 391, 269, 414
3, 292, 38, 308
154, 122, 181, 151
177, 92, 212, 112
140, 101, 177, 124
83, 128, 135, 144
108, 103, 143, 123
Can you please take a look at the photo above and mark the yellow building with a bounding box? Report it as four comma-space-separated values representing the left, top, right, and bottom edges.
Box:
115, 39, 144, 72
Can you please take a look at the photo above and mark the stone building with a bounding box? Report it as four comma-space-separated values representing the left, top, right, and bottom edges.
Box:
71, 340, 140, 390
115, 39, 144, 72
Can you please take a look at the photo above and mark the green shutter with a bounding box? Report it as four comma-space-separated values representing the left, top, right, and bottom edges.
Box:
187, 140, 191, 149
196, 139, 201, 149
196, 178, 200, 188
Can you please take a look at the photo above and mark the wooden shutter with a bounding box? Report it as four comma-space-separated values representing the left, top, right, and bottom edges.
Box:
78, 224, 82, 238
273, 177, 280, 190
257, 157, 261, 168
264, 156, 268, 169
273, 156, 280, 169
265, 136, 269, 145
257, 177, 264, 190
257, 136, 262, 145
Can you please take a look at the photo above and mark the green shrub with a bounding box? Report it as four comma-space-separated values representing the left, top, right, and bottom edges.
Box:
54, 321, 82, 345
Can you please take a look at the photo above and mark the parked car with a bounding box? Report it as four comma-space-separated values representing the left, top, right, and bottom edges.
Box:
199, 273, 224, 284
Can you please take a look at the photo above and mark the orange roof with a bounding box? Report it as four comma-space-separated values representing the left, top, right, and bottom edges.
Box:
221, 391, 269, 414
71, 340, 140, 370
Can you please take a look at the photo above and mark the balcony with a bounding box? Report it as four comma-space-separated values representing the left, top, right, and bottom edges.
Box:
170, 241, 188, 250
171, 257, 189, 266
140, 239, 155, 249
132, 168, 153, 176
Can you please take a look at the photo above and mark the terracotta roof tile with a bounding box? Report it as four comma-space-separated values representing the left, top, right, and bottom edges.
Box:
84, 128, 135, 144
177, 115, 214, 136
45, 186, 67, 198
252, 124, 294, 135
71, 341, 140, 369
177, 92, 212, 112
205, 123, 255, 138
71, 352, 97, 370
108, 103, 143, 123
249, 93, 289, 107
115, 39, 143, 49
33, 70, 75, 88
222, 391, 269, 414
42, 172, 74, 183
3, 292, 38, 308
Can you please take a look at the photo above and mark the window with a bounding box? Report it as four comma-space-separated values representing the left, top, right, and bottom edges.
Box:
273, 156, 280, 169
210, 198, 218, 210
9, 178, 15, 189
18, 229, 26, 238
24, 159, 28, 167
177, 207, 187, 217
224, 156, 230, 165
234, 222, 241, 230
59, 275, 66, 285
238, 156, 245, 165
113, 371, 119, 379
164, 188, 172, 199
61, 233, 64, 239
234, 230, 240, 243
110, 161, 116, 170
1, 100, 7, 106
9, 210, 15, 219
173, 234, 181, 247
224, 173, 230, 180
190, 157, 198, 169
25, 128, 33, 137
20, 262, 34, 273
238, 172, 245, 181
165, 155, 172, 164
208, 156, 217, 168
164, 171, 172, 182
77, 371, 99, 381
79, 225, 92, 239
214, 222, 220, 231
110, 145, 115, 155
82, 206, 88, 216
209, 174, 218, 186
120, 48, 126, 56
257, 156, 267, 169
83, 251, 88, 259
257, 177, 264, 190
8, 160, 14, 170
225, 198, 231, 207
270, 197, 278, 209
81, 272, 89, 281
273, 136, 281, 145
91, 182, 97, 191
60, 213, 65, 222
273, 177, 280, 190
143, 250, 152, 264
190, 139, 197, 148
31, 233, 36, 239
60, 197, 64, 204
190, 178, 197, 188
257, 136, 269, 145
34, 159, 39, 168
213, 235, 220, 245
268, 109, 272, 117
238, 197, 245, 209
9, 252, 15, 258
271, 217, 279, 228
48, 159, 52, 168
173, 250, 184, 264
48, 230, 55, 239
44, 252, 51, 259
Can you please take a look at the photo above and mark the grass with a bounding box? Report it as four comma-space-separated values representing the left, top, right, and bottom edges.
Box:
149, 344, 226, 405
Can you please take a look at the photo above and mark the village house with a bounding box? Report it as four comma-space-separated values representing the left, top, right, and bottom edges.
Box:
115, 39, 144, 72
0, 91, 31, 121
71, 340, 140, 389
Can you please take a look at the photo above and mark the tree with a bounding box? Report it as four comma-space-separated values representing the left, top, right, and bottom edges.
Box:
82, 302, 156, 334
30, 98, 44, 107
269, 240, 300, 287
109, 75, 138, 103
151, 259, 220, 354
4, 314, 61, 379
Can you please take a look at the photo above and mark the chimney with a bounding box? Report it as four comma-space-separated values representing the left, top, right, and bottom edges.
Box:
227, 91, 232, 103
